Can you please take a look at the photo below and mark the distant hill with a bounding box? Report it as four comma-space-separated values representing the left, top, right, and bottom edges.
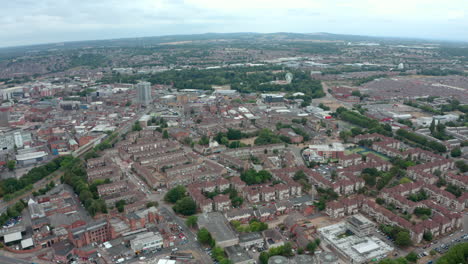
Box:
0, 32, 465, 58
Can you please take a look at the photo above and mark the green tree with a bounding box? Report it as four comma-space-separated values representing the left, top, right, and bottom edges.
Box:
405, 252, 418, 262
164, 185, 187, 203
306, 241, 317, 252
197, 228, 215, 247
450, 147, 461, 157
186, 215, 198, 228
436, 242, 468, 264
231, 196, 243, 208
198, 135, 210, 146
6, 160, 15, 171
423, 231, 433, 241
163, 130, 169, 139
173, 197, 197, 216
132, 121, 142, 131
115, 200, 126, 213
395, 231, 412, 247
227, 128, 242, 140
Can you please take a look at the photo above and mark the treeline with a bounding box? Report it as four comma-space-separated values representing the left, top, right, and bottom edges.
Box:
336, 107, 392, 136
61, 158, 108, 216
353, 74, 387, 86
0, 156, 72, 200
214, 128, 257, 148
404, 100, 443, 115
396, 129, 447, 153
321, 65, 388, 75
259, 242, 294, 264
0, 200, 26, 226
101, 66, 324, 100
420, 68, 464, 76
69, 53, 108, 68
436, 242, 468, 264
240, 169, 272, 185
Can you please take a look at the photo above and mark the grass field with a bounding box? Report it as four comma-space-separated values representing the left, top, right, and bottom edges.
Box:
345, 147, 390, 161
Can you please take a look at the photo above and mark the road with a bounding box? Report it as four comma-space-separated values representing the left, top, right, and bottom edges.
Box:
158, 206, 213, 264
0, 255, 31, 264
109, 104, 212, 263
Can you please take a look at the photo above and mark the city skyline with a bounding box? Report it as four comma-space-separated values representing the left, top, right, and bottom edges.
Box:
1, 0, 467, 47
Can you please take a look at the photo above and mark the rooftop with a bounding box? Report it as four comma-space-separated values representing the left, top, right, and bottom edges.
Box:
198, 212, 238, 244
318, 219, 393, 264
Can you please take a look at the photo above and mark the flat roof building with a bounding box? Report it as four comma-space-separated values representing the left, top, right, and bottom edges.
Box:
318, 215, 393, 264
198, 212, 239, 248
225, 244, 255, 264
346, 214, 375, 237
130, 231, 163, 253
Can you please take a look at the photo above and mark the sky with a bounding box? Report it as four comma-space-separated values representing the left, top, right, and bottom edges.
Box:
1, 0, 467, 47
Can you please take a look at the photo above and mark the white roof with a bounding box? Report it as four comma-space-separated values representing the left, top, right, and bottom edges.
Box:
16, 151, 47, 161
21, 238, 34, 248
352, 240, 380, 254
103, 241, 112, 248
4, 232, 22, 243
157, 260, 176, 264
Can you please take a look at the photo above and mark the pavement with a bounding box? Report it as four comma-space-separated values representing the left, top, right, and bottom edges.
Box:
0, 255, 31, 264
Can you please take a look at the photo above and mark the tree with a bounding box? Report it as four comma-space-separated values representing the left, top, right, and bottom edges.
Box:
6, 160, 15, 171
405, 252, 418, 262
339, 130, 352, 143
231, 196, 243, 208
132, 122, 142, 131
198, 135, 210, 146
429, 119, 436, 134
227, 128, 242, 140
164, 185, 187, 203
375, 198, 385, 205
451, 147, 461, 157
186, 215, 198, 228
395, 231, 412, 247
293, 170, 307, 181
197, 228, 215, 247
240, 169, 272, 185
115, 200, 126, 213
455, 160, 468, 173
306, 241, 317, 253
436, 242, 468, 264
173, 197, 197, 216
423, 231, 433, 241
163, 130, 169, 139
362, 173, 376, 186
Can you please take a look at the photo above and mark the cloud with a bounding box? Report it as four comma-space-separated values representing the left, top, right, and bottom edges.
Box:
0, 0, 467, 47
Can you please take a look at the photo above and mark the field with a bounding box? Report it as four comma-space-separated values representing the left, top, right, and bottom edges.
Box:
345, 147, 390, 161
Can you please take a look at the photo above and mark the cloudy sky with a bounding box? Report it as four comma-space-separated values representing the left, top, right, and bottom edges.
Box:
1, 0, 467, 47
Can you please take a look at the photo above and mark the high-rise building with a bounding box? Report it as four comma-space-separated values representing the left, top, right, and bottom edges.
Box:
136, 82, 152, 106
0, 106, 10, 127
